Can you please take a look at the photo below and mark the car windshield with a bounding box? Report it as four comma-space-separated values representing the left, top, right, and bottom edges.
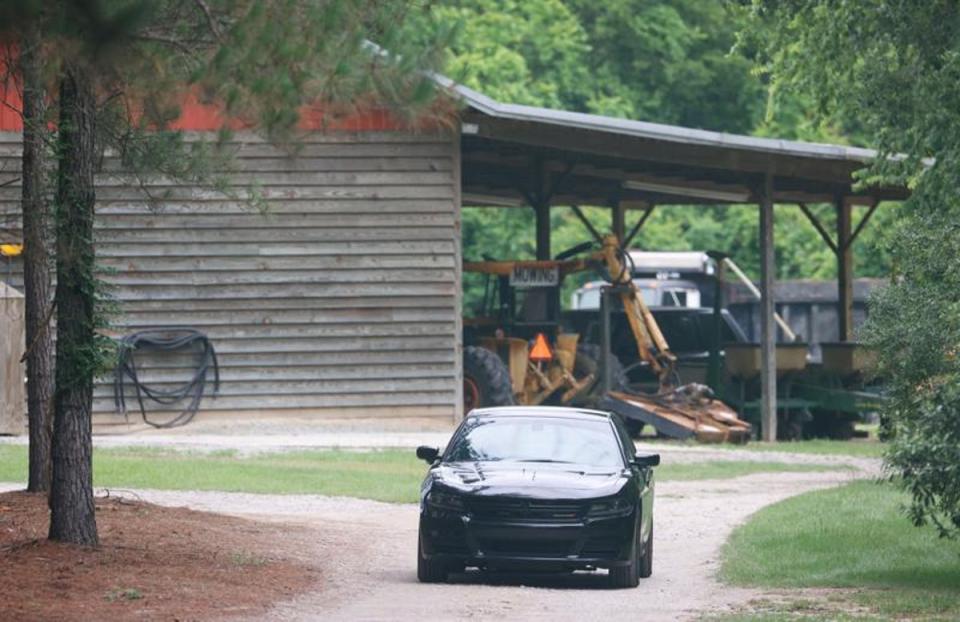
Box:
445, 416, 624, 467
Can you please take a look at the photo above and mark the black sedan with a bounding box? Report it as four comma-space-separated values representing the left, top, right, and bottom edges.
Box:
416, 406, 659, 588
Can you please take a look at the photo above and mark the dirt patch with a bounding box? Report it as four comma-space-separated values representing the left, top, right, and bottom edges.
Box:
0, 491, 320, 621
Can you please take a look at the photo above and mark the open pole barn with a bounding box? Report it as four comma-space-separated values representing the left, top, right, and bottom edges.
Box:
0, 74, 909, 439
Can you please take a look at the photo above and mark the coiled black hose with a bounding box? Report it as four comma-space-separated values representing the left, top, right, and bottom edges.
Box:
113, 328, 219, 428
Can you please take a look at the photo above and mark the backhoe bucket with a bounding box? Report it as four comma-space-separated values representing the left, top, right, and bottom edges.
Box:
600, 388, 752, 444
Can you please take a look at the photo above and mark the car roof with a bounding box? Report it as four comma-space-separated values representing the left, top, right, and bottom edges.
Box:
466, 406, 613, 421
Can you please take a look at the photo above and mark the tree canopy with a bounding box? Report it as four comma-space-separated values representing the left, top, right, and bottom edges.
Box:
438, 0, 894, 310
748, 0, 960, 538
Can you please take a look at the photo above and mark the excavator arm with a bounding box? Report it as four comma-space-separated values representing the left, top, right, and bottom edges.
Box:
597, 235, 677, 388
589, 235, 753, 443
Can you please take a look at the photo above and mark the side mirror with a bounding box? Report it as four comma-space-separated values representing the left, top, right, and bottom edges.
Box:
633, 452, 660, 468
416, 446, 440, 463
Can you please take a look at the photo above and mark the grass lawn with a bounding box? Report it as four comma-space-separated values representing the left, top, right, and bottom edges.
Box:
718, 480, 960, 621
733, 439, 884, 459
0, 444, 843, 503
650, 460, 842, 481
645, 438, 885, 459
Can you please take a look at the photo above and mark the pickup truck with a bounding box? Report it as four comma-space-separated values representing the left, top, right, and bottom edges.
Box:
562, 306, 748, 389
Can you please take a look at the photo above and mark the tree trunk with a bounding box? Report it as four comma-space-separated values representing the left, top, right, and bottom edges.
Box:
48, 65, 98, 546
20, 23, 55, 494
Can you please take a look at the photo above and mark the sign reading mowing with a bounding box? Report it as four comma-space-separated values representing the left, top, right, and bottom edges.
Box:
509, 265, 559, 288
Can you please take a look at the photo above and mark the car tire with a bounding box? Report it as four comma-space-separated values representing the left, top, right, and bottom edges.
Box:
639, 524, 653, 579
609, 527, 641, 588
417, 532, 449, 583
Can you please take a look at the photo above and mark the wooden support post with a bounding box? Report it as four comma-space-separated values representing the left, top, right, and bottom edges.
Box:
759, 173, 777, 442
836, 197, 854, 342
535, 201, 551, 260
612, 200, 626, 242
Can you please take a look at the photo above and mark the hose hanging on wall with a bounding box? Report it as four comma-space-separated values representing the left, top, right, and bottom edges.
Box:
114, 328, 219, 428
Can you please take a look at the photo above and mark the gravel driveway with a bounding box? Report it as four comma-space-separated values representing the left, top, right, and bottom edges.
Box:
121, 467, 868, 622
1, 428, 879, 621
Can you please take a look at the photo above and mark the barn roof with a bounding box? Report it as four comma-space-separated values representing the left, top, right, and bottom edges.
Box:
431, 74, 909, 207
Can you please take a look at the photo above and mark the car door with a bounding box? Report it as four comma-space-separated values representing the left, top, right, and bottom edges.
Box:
610, 416, 653, 543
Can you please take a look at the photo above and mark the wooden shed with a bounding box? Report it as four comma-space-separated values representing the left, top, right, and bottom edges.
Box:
0, 281, 26, 434
0, 119, 465, 427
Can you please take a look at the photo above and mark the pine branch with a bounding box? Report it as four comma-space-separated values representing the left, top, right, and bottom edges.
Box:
192, 0, 224, 43
133, 34, 196, 56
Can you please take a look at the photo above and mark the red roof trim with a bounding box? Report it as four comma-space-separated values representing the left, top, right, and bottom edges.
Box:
0, 77, 410, 133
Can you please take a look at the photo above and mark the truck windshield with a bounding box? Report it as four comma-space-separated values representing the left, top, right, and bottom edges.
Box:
446, 416, 624, 467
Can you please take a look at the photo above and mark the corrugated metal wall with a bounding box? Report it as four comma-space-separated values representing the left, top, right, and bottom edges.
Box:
0, 130, 463, 425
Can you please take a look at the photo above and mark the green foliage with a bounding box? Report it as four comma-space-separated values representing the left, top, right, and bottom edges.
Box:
445, 0, 895, 310
430, 0, 592, 110
569, 0, 762, 131
747, 0, 960, 538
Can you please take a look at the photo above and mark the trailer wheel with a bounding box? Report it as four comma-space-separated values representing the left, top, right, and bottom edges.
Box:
804, 410, 856, 440
576, 343, 625, 395
463, 345, 515, 413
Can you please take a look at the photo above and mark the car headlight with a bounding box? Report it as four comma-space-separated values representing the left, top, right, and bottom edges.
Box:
586, 497, 633, 519
427, 489, 465, 512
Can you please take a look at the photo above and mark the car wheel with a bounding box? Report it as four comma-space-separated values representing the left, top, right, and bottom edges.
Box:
609, 528, 641, 588
639, 524, 653, 579
417, 532, 448, 583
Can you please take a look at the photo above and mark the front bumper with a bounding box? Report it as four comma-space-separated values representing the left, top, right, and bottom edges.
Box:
420, 506, 637, 570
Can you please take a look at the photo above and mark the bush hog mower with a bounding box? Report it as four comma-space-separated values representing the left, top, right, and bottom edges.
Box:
462, 235, 752, 443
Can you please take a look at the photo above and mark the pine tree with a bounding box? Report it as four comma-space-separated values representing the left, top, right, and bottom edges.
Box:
3, 0, 450, 545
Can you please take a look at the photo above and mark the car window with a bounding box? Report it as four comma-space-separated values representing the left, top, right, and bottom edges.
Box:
610, 415, 636, 457
446, 416, 625, 467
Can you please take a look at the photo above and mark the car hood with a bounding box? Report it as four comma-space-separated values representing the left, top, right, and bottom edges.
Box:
432, 461, 630, 500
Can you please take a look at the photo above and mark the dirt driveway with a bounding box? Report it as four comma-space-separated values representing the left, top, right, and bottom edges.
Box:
126, 467, 867, 622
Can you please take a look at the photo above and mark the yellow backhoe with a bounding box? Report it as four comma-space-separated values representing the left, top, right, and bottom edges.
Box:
463, 234, 751, 443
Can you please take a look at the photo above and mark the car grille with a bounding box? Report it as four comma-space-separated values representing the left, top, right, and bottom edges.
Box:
478, 538, 573, 557
467, 497, 584, 523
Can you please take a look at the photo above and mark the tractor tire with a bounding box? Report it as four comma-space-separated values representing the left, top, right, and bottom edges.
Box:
571, 343, 626, 409
463, 345, 515, 413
